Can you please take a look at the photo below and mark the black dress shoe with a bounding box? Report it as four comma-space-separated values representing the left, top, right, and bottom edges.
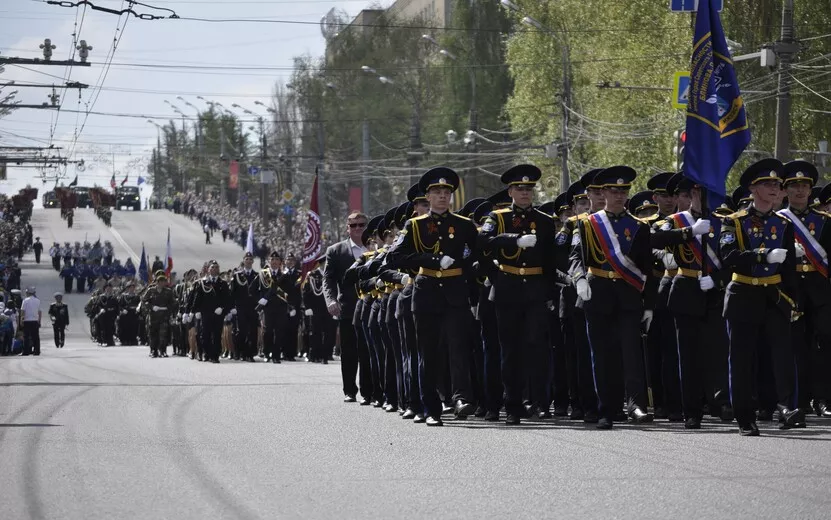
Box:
720, 405, 735, 422
372, 400, 383, 408
654, 407, 668, 420
553, 406, 569, 417
684, 417, 702, 429
426, 416, 443, 426
401, 409, 416, 420
385, 404, 399, 413
629, 407, 654, 424
667, 412, 685, 422
484, 410, 500, 422
343, 395, 357, 403
739, 422, 760, 436
596, 417, 613, 430
523, 404, 539, 419
505, 414, 521, 425
583, 410, 599, 424
441, 404, 454, 416
454, 400, 475, 418
474, 406, 487, 418
272, 358, 281, 364
615, 411, 629, 422
814, 401, 831, 418
211, 359, 220, 364
778, 408, 806, 429
569, 408, 584, 421
359, 398, 371, 406
413, 414, 426, 423
538, 409, 552, 419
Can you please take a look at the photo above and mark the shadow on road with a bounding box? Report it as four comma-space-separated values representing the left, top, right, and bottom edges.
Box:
0, 423, 62, 428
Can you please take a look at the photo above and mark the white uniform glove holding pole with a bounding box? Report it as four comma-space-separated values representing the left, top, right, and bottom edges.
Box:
691, 219, 711, 236
439, 256, 454, 270
195, 312, 202, 320
304, 309, 314, 316
401, 274, 411, 285
517, 234, 537, 248
575, 279, 591, 301
214, 307, 223, 315
258, 298, 268, 306
230, 308, 237, 315
699, 275, 715, 291
767, 248, 787, 264
794, 243, 806, 258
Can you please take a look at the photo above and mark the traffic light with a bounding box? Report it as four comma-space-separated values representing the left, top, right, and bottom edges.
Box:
672, 129, 687, 172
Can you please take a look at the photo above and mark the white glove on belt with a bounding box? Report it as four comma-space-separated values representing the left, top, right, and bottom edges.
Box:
439, 256, 454, 270
304, 309, 314, 316
575, 279, 591, 301
517, 234, 537, 248
699, 275, 715, 291
214, 307, 223, 315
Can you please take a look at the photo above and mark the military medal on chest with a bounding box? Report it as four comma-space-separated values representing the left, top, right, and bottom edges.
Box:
448, 226, 455, 239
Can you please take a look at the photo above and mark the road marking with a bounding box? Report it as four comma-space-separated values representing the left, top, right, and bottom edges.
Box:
109, 225, 141, 265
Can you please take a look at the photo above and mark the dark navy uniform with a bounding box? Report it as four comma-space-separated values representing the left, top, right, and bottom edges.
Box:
651, 175, 733, 427
253, 253, 293, 364
719, 159, 803, 435
386, 167, 478, 425
192, 265, 231, 363
778, 161, 831, 416
230, 253, 260, 362
570, 166, 654, 428
478, 165, 560, 424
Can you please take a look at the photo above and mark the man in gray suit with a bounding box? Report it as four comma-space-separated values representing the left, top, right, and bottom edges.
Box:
324, 211, 370, 403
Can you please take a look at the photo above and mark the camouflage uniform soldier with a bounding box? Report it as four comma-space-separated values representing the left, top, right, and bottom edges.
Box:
142, 273, 177, 358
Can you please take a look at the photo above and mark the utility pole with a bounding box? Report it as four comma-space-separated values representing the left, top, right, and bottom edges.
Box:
362, 120, 370, 214
260, 123, 268, 224
774, 0, 797, 161
409, 104, 421, 189
559, 42, 572, 192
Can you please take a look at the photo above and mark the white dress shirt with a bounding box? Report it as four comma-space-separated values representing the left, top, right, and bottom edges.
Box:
349, 238, 367, 260
21, 296, 41, 322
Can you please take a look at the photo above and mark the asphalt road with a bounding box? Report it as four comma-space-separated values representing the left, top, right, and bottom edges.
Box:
2, 208, 831, 519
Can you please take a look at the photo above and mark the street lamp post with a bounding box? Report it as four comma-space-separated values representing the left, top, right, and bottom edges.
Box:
501, 2, 572, 192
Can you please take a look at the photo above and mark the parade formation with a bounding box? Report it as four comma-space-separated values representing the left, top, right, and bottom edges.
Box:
69, 157, 831, 439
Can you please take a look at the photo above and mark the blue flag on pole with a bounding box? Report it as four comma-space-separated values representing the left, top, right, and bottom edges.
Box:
137, 176, 146, 186
685, 0, 751, 206
138, 243, 149, 283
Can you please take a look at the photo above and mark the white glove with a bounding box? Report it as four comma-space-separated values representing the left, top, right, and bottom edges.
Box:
470, 305, 478, 318
576, 279, 591, 301
305, 309, 313, 316
121, 309, 127, 315
230, 308, 237, 316
258, 298, 268, 306
214, 307, 223, 315
691, 219, 711, 236
660, 251, 678, 270
767, 248, 787, 264
327, 301, 341, 318
546, 300, 556, 312
183, 314, 191, 324
517, 234, 537, 248
484, 278, 492, 287
195, 312, 202, 320
794, 243, 806, 258
699, 275, 715, 292
439, 256, 454, 270
177, 313, 183, 319
98, 309, 104, 315
152, 305, 160, 312
290, 309, 297, 317
375, 278, 385, 289
401, 274, 411, 285
642, 310, 654, 331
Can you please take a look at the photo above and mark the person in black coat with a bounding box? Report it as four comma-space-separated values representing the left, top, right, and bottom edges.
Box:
229, 252, 260, 362
323, 211, 371, 402
33, 237, 44, 264
191, 261, 231, 363
48, 292, 69, 348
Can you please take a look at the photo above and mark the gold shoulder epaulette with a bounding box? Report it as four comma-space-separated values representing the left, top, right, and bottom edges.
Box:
412, 214, 429, 222
812, 208, 831, 219
361, 251, 375, 258
725, 208, 749, 219
453, 213, 472, 222
493, 208, 512, 214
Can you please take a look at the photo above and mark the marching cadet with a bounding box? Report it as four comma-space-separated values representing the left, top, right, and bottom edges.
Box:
627, 191, 659, 219
96, 283, 119, 347
61, 241, 72, 265
570, 166, 655, 429
302, 253, 331, 364
396, 185, 428, 420
191, 261, 230, 363
478, 165, 560, 424
142, 273, 176, 358
651, 174, 732, 428
386, 203, 416, 411
117, 282, 141, 346
230, 252, 260, 362
50, 242, 61, 271
60, 260, 76, 294
386, 167, 478, 426
254, 252, 293, 364
718, 158, 803, 436
778, 161, 831, 418
48, 292, 69, 348
646, 172, 682, 421
284, 253, 302, 362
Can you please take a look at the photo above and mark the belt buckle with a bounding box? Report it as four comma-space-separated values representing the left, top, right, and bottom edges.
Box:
436, 271, 443, 278
519, 268, 526, 275
751, 277, 759, 286
802, 264, 810, 272
607, 271, 615, 279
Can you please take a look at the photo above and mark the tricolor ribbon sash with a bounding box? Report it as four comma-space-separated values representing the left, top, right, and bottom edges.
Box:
672, 211, 722, 271
778, 208, 828, 277
588, 211, 646, 292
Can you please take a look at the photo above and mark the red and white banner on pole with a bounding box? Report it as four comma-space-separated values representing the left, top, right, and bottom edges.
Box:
229, 160, 239, 189
301, 173, 322, 280
165, 227, 173, 277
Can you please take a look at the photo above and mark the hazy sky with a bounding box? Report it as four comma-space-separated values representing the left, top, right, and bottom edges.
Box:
0, 0, 392, 199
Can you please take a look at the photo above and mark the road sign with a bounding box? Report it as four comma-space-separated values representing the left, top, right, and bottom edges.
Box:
672, 71, 691, 109
260, 169, 275, 185
670, 0, 723, 12
282, 189, 293, 202
248, 166, 260, 176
